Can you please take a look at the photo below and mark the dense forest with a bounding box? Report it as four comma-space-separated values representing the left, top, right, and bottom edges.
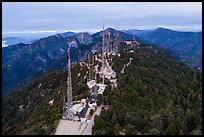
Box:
2, 41, 202, 135
92, 42, 202, 135
2, 62, 90, 135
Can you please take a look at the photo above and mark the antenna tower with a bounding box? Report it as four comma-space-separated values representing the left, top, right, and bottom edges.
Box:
67, 48, 73, 109
102, 22, 106, 68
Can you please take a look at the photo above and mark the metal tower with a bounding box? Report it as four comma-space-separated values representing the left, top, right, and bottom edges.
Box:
87, 54, 91, 82
87, 54, 95, 82
114, 33, 119, 53
62, 92, 65, 116
107, 32, 111, 53
102, 23, 106, 68
92, 55, 96, 82
67, 48, 73, 109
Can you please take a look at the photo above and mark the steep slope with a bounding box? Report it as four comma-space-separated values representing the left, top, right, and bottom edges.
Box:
2, 34, 68, 95
64, 32, 93, 48
124, 27, 202, 70
2, 32, 95, 95
2, 62, 90, 135
92, 41, 202, 135
2, 28, 139, 95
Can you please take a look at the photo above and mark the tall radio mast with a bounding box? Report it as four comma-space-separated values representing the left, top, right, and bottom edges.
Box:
67, 48, 73, 109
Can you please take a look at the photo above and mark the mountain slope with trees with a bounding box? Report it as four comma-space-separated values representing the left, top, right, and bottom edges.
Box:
123, 27, 202, 70
92, 41, 202, 135
2, 36, 202, 135
2, 28, 138, 95
2, 62, 90, 135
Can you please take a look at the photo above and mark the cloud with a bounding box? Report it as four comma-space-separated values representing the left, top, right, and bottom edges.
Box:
2, 2, 202, 35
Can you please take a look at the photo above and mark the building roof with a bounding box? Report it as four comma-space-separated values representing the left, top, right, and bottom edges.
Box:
70, 104, 84, 115
87, 80, 96, 89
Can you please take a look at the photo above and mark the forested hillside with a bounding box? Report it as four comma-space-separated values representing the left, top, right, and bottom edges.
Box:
92, 42, 202, 135
2, 41, 202, 135
2, 62, 89, 135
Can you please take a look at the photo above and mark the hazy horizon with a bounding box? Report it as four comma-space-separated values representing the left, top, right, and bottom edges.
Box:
2, 26, 202, 38
3, 2, 202, 38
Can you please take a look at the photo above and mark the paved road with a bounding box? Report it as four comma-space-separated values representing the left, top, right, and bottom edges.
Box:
80, 94, 96, 118
121, 57, 133, 73
81, 105, 103, 135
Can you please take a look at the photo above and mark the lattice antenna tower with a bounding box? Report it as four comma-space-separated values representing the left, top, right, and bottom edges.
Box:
102, 22, 106, 68
92, 55, 96, 82
107, 32, 111, 53
62, 92, 65, 117
114, 29, 119, 53
67, 48, 73, 109
87, 53, 91, 82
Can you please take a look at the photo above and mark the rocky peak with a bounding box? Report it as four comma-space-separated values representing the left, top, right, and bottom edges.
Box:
75, 32, 93, 45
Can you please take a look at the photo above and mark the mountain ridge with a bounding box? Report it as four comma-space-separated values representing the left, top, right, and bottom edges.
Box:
2, 41, 202, 135
123, 27, 202, 70
2, 27, 202, 95
3, 27, 138, 95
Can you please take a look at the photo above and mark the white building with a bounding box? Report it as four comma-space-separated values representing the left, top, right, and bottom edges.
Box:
97, 83, 107, 94
70, 104, 84, 115
87, 80, 96, 89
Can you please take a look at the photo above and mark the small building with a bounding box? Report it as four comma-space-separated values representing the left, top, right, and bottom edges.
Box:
48, 99, 54, 106
81, 99, 86, 106
70, 104, 84, 115
88, 101, 97, 108
91, 84, 99, 94
98, 72, 104, 78
97, 83, 107, 94
87, 80, 96, 89
110, 79, 118, 89
63, 109, 75, 120
80, 118, 87, 123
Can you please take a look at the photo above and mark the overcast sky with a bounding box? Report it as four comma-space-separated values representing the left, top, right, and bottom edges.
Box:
2, 2, 202, 37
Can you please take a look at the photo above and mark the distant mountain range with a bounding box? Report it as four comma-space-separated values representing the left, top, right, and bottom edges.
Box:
2, 31, 77, 47
2, 28, 137, 95
123, 27, 202, 70
2, 27, 202, 95
59, 31, 76, 38
2, 37, 36, 46
122, 29, 152, 35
